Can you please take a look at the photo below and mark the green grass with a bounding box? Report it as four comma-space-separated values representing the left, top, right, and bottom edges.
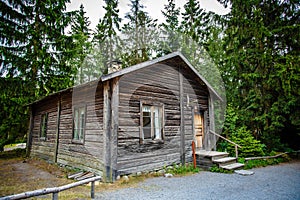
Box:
209, 165, 233, 173
242, 157, 290, 169
4, 143, 18, 148
164, 163, 200, 175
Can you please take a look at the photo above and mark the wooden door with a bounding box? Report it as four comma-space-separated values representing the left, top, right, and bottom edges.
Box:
194, 112, 204, 148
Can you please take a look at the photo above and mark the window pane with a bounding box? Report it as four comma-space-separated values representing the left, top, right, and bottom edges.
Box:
143, 127, 151, 139
143, 106, 151, 139
143, 106, 151, 112
73, 106, 85, 141
153, 107, 161, 139
40, 114, 47, 138
141, 105, 163, 141
79, 112, 85, 140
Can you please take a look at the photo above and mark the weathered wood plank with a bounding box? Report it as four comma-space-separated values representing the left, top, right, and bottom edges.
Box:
54, 98, 61, 163
179, 67, 185, 165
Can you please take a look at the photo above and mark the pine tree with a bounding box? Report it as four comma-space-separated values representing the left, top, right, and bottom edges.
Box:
121, 0, 158, 66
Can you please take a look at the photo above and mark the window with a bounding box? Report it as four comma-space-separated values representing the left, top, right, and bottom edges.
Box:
40, 113, 48, 139
141, 105, 163, 141
73, 106, 86, 143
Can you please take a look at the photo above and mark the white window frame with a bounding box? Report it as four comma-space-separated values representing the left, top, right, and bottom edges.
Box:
40, 113, 48, 140
72, 105, 86, 143
140, 102, 164, 143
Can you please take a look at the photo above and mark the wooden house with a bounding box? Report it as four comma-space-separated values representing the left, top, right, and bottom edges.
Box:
27, 52, 222, 181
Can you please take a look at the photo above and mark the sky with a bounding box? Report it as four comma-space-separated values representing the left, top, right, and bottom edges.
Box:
66, 0, 230, 31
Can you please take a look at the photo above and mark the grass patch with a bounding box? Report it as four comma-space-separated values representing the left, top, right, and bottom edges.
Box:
164, 163, 200, 176
242, 157, 290, 169
209, 165, 233, 173
4, 144, 18, 148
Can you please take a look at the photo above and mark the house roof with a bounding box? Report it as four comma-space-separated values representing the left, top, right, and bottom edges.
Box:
101, 51, 223, 101
29, 51, 223, 106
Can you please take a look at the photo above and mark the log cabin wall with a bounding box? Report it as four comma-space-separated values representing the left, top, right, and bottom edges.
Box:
117, 57, 209, 174
31, 81, 105, 175
179, 61, 209, 160
31, 95, 59, 161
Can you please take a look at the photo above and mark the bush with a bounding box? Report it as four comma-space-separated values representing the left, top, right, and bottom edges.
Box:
227, 126, 265, 157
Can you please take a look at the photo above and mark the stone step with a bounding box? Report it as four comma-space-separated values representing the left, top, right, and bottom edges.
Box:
221, 162, 245, 170
234, 169, 254, 176
213, 157, 237, 167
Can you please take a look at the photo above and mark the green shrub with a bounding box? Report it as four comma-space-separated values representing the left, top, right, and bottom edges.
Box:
227, 126, 265, 157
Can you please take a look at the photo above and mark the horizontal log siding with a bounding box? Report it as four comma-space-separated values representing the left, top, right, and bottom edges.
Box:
31, 96, 59, 160
117, 61, 209, 174
31, 82, 105, 175
57, 83, 104, 175
181, 63, 209, 162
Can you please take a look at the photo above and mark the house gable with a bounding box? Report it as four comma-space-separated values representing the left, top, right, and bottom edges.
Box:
115, 57, 211, 174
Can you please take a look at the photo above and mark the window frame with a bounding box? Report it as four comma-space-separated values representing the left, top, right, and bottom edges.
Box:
72, 105, 86, 144
40, 112, 48, 140
140, 101, 164, 144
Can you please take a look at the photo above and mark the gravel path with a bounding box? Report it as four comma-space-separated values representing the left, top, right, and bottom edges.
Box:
96, 161, 300, 200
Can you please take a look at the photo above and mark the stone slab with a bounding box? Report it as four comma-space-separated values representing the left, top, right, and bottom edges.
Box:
234, 169, 254, 176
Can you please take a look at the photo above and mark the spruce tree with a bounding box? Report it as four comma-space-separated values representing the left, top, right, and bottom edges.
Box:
27, 0, 73, 95
69, 4, 92, 84
0, 0, 73, 148
93, 0, 121, 75
219, 0, 300, 150
121, 0, 158, 66
159, 0, 181, 55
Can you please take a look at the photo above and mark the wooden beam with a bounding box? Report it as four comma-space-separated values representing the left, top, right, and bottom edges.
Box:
110, 77, 119, 182
26, 107, 34, 157
179, 67, 185, 165
208, 95, 216, 151
54, 96, 61, 163
103, 81, 111, 182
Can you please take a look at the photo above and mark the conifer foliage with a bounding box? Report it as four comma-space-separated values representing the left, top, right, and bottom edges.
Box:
0, 0, 299, 152
0, 0, 73, 148
218, 0, 300, 150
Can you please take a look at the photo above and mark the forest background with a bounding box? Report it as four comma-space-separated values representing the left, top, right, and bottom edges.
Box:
1, 0, 299, 156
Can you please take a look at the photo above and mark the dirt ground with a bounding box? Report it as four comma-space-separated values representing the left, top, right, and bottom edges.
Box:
0, 150, 144, 199
0, 156, 91, 199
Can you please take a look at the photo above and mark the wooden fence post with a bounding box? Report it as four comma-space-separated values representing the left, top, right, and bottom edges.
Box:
91, 181, 95, 199
52, 192, 58, 200
192, 141, 196, 168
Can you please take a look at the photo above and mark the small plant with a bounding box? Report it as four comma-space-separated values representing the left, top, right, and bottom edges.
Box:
243, 156, 290, 169
209, 165, 233, 173
164, 163, 200, 175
